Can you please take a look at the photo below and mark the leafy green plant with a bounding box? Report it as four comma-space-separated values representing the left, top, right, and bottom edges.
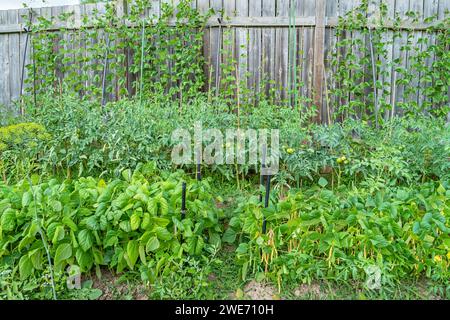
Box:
149, 246, 221, 300
0, 123, 50, 183
0, 163, 223, 298
229, 179, 450, 294
22, 0, 210, 106
329, 0, 449, 124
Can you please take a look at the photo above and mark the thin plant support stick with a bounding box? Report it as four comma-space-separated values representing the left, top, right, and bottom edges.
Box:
101, 34, 111, 108
235, 62, 241, 129
235, 61, 241, 189
292, 7, 297, 109
32, 26, 37, 109
19, 10, 33, 115
368, 27, 379, 128
196, 163, 202, 181
262, 174, 271, 234
20, 29, 29, 114
287, 1, 292, 105
139, 18, 146, 105
324, 67, 331, 125
391, 71, 397, 119
215, 16, 222, 98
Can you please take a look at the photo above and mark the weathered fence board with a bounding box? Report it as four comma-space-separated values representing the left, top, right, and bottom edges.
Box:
262, 0, 275, 97
0, 0, 448, 122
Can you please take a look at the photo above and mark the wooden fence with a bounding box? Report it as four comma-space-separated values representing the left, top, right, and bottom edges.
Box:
0, 0, 448, 122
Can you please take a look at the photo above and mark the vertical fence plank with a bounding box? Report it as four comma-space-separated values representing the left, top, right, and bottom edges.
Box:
78, 4, 87, 98
421, 0, 439, 113
360, 0, 371, 120
197, 0, 211, 95
393, 0, 410, 116
7, 10, 20, 108
275, 0, 289, 103
248, 0, 262, 103
223, 0, 236, 98
347, 0, 363, 118
39, 6, 52, 94
287, 0, 299, 107
303, 0, 315, 107
262, 0, 276, 101
380, 0, 395, 120
337, 0, 358, 117
0, 11, 10, 111
324, 0, 337, 123
408, 0, 424, 108
210, 0, 223, 96
235, 0, 248, 99
389, 0, 400, 117
313, 0, 325, 122
51, 6, 64, 91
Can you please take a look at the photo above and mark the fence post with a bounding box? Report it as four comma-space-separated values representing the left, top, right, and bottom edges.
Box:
313, 0, 325, 123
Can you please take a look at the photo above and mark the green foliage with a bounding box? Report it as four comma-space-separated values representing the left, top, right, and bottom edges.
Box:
149, 247, 221, 299
0, 164, 223, 298
2, 0, 449, 301
330, 0, 449, 123
0, 123, 50, 184
9, 93, 307, 183
279, 117, 449, 190
419, 15, 450, 117
23, 0, 210, 105
229, 180, 450, 294
2, 93, 446, 189
0, 123, 49, 152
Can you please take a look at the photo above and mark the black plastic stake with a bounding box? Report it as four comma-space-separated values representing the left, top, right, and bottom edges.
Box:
196, 163, 202, 181
259, 174, 265, 203
262, 175, 271, 234
181, 182, 186, 220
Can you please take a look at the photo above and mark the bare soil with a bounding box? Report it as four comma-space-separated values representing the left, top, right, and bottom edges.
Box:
84, 269, 149, 300
242, 280, 279, 300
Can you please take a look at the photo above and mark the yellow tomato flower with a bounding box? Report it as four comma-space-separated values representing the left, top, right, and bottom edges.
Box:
434, 255, 442, 263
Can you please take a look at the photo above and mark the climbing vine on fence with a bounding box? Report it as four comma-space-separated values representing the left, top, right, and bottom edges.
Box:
19, 0, 449, 121
22, 0, 210, 105
330, 0, 449, 125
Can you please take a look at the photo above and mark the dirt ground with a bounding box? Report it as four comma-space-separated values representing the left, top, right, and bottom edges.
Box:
84, 270, 149, 300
